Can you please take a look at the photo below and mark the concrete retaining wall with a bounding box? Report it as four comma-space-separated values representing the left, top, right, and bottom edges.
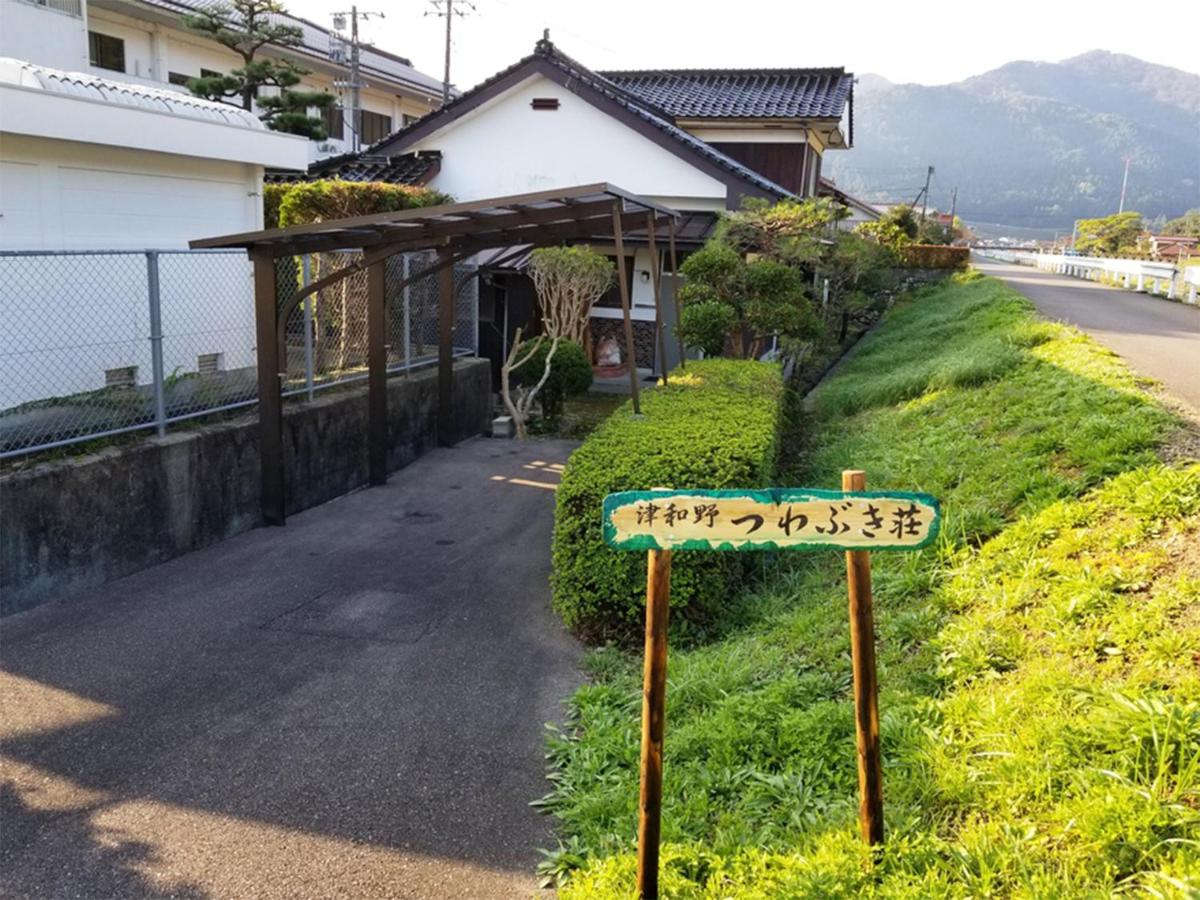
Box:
0, 359, 491, 615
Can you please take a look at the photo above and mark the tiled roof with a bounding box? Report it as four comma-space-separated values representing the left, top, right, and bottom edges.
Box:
600, 68, 853, 119
0, 57, 264, 128
266, 150, 441, 184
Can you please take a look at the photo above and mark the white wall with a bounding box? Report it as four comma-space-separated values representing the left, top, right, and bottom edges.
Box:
0, 248, 255, 408
0, 0, 88, 71
0, 134, 261, 249
0, 77, 308, 169
411, 74, 729, 208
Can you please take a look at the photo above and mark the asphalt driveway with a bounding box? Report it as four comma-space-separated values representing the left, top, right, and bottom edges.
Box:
974, 255, 1200, 414
0, 437, 582, 898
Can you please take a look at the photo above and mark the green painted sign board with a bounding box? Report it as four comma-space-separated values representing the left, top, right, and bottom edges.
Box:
603, 488, 941, 553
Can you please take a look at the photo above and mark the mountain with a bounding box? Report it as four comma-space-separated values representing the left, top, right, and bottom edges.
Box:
825, 51, 1200, 233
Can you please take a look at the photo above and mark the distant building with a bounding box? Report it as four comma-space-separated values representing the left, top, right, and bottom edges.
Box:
1146, 233, 1198, 260
0, 0, 443, 248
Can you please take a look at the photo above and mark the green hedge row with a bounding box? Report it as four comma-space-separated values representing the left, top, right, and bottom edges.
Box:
897, 243, 970, 268
551, 359, 785, 643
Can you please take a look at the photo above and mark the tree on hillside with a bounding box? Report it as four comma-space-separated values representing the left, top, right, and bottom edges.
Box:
1162, 209, 1200, 237
183, 0, 333, 139
1074, 211, 1144, 256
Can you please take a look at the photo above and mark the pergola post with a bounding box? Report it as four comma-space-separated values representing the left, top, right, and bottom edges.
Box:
611, 201, 642, 414
438, 250, 456, 446
367, 258, 388, 485
646, 212, 668, 385
252, 251, 285, 526
667, 217, 685, 369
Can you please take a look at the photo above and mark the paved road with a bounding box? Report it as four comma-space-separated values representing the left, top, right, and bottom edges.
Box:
0, 438, 582, 899
973, 255, 1200, 413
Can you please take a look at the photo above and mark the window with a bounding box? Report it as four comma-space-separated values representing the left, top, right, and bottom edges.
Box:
200, 68, 222, 79
88, 31, 125, 72
322, 105, 345, 141
359, 110, 392, 145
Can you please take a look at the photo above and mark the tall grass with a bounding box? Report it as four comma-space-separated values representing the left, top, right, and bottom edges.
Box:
540, 273, 1199, 897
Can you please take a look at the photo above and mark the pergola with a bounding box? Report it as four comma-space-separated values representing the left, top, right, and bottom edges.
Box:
191, 184, 683, 526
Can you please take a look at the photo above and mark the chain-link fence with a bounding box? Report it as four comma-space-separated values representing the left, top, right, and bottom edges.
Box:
0, 249, 478, 459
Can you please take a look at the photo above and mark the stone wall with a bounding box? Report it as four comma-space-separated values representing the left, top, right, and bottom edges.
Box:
0, 360, 491, 615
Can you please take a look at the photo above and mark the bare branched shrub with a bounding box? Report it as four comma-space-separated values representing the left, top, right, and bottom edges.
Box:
501, 247, 614, 438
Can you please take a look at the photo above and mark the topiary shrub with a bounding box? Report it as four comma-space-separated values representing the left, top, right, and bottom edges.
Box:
678, 301, 736, 357
551, 359, 785, 643
512, 339, 593, 420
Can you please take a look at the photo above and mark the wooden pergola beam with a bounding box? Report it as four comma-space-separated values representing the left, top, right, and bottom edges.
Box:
367, 259, 388, 485
438, 251, 456, 447
668, 217, 685, 369
226, 186, 681, 526
280, 199, 622, 258
252, 250, 285, 526
193, 182, 678, 252
647, 212, 667, 385
613, 201, 642, 414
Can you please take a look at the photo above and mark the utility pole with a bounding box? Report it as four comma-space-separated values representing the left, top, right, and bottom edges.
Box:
1118, 157, 1131, 213
426, 0, 475, 106
919, 165, 934, 227
350, 6, 360, 150
331, 6, 385, 153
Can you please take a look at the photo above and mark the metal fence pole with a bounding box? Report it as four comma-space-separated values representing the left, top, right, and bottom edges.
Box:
470, 264, 479, 356
146, 251, 167, 437
402, 254, 412, 372
302, 254, 315, 400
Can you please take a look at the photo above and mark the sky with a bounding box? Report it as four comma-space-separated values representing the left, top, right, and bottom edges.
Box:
285, 0, 1200, 91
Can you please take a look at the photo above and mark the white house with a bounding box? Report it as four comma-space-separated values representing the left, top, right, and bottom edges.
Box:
0, 0, 447, 249
318, 36, 866, 372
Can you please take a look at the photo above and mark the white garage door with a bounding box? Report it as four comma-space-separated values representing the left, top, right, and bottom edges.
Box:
58, 165, 251, 249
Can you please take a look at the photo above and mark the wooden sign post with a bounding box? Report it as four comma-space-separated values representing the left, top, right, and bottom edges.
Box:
604, 476, 940, 899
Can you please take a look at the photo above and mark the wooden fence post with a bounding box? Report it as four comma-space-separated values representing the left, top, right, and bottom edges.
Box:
637, 547, 672, 898
843, 469, 884, 846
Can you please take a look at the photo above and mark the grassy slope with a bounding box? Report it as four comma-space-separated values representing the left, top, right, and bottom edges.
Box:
541, 273, 1200, 897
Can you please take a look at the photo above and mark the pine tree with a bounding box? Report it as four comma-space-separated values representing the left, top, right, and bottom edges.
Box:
183, 0, 333, 140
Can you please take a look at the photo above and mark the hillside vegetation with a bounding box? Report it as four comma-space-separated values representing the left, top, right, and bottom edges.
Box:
827, 51, 1200, 231
540, 273, 1200, 896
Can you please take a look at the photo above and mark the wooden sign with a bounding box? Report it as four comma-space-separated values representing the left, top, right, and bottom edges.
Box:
604, 488, 940, 552
604, 473, 939, 900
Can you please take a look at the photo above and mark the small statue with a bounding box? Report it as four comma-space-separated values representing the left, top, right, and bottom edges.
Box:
595, 336, 622, 367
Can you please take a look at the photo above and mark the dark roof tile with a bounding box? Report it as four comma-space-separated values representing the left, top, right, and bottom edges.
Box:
265, 150, 442, 185
599, 68, 853, 119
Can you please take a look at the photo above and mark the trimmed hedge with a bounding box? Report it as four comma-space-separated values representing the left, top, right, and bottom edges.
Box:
897, 243, 969, 268
262, 180, 450, 229
551, 359, 785, 642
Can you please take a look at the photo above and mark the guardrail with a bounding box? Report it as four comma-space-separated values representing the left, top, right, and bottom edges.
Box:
976, 249, 1197, 305
1031, 253, 1196, 304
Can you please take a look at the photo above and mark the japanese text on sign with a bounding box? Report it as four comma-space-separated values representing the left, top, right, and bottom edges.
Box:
603, 489, 941, 552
